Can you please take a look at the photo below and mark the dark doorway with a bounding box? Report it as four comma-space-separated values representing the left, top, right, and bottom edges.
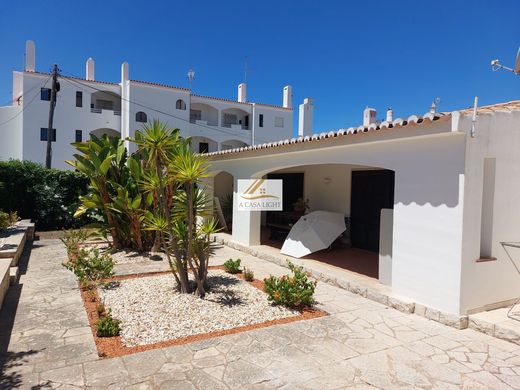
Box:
198, 142, 209, 154
266, 172, 304, 224
350, 170, 394, 252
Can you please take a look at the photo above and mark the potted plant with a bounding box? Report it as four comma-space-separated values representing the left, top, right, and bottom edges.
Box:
293, 198, 309, 215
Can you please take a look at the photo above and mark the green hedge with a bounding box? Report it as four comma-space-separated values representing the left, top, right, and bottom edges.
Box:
0, 160, 90, 230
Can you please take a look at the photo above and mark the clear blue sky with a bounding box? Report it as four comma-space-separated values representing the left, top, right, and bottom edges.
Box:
0, 0, 519, 135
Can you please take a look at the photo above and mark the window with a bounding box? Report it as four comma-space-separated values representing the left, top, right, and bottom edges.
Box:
199, 142, 209, 154
190, 109, 202, 122
76, 91, 83, 107
41, 88, 51, 101
176, 99, 186, 110
259, 114, 264, 127
40, 128, 56, 142
135, 111, 147, 122
274, 116, 284, 128
75, 130, 82, 143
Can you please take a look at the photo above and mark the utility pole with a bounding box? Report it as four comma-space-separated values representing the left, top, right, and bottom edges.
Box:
45, 64, 59, 168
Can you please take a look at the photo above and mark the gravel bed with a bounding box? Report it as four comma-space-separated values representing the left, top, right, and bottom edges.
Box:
86, 243, 168, 265
99, 270, 299, 346
108, 249, 167, 265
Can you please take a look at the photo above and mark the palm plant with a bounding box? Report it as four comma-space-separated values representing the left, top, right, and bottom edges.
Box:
134, 121, 219, 296
67, 135, 128, 249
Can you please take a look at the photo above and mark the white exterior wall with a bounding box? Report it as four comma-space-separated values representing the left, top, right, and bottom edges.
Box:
209, 119, 469, 314
0, 106, 23, 161
459, 109, 520, 313
0, 69, 293, 168
19, 72, 121, 169
254, 105, 293, 144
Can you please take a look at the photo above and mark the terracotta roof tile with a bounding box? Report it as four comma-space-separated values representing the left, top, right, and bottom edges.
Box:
207, 112, 448, 157
458, 100, 520, 114
25, 71, 120, 86
130, 79, 190, 92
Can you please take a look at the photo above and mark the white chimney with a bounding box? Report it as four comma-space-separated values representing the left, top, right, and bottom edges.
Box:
298, 98, 314, 137
25, 40, 35, 72
363, 107, 376, 127
283, 85, 292, 109
386, 107, 393, 122
86, 57, 95, 81
121, 62, 129, 83
430, 100, 437, 114
238, 83, 247, 103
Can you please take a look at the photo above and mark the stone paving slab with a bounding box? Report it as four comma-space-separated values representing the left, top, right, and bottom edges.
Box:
1, 239, 520, 389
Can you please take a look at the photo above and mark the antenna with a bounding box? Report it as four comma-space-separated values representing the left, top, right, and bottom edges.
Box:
243, 57, 248, 84
430, 97, 441, 113
187, 69, 195, 90
491, 47, 520, 75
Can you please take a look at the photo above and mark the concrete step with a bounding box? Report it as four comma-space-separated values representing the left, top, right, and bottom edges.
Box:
9, 266, 19, 285
0, 259, 10, 310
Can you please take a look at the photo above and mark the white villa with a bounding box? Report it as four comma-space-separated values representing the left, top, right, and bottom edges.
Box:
0, 41, 311, 169
207, 101, 520, 318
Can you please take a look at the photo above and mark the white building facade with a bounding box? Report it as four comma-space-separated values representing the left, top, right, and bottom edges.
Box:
0, 41, 309, 169
207, 101, 520, 317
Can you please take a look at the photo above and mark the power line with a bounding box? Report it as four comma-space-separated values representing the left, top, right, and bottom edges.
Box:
60, 72, 273, 143
0, 74, 52, 127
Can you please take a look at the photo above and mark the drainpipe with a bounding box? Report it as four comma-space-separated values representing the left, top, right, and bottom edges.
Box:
251, 103, 256, 145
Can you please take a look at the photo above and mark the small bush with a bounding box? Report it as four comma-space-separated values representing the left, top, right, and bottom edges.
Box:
96, 303, 106, 317
263, 261, 317, 309
63, 247, 114, 285
243, 267, 254, 282
8, 211, 19, 225
60, 229, 89, 259
223, 258, 241, 274
96, 312, 120, 337
0, 211, 9, 231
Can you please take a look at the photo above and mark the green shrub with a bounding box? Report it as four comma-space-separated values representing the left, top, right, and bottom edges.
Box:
243, 267, 254, 282
96, 303, 106, 317
63, 247, 114, 285
96, 311, 120, 337
223, 258, 241, 274
60, 229, 90, 259
263, 261, 317, 309
0, 211, 10, 231
0, 160, 91, 230
8, 211, 19, 225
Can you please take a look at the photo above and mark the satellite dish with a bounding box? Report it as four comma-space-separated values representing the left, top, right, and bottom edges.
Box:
515, 47, 520, 74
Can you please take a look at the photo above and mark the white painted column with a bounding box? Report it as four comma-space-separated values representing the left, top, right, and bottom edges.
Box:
120, 62, 131, 152
231, 177, 261, 245
379, 208, 393, 285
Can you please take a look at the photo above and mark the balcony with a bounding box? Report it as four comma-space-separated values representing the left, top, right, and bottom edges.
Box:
90, 108, 121, 116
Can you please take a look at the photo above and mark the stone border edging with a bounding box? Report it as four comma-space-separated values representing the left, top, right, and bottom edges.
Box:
214, 235, 470, 332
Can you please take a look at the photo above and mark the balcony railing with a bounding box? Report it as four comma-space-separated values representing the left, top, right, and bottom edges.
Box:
90, 107, 121, 116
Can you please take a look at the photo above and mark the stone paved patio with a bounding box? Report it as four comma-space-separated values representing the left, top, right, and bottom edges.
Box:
1, 239, 520, 389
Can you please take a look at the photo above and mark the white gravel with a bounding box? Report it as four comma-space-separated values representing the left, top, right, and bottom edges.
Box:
99, 270, 299, 346
108, 249, 167, 265
88, 243, 168, 265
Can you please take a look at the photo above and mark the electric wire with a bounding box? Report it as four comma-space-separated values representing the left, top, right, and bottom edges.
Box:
0, 74, 53, 127
60, 71, 275, 144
